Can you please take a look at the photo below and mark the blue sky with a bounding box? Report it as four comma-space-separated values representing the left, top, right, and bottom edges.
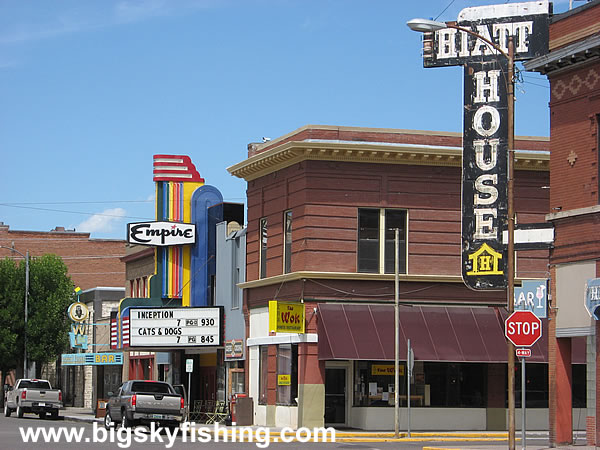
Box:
0, 0, 573, 239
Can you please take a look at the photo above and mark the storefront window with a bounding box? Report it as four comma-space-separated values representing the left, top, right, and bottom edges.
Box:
353, 361, 407, 407
259, 346, 268, 405
276, 344, 298, 405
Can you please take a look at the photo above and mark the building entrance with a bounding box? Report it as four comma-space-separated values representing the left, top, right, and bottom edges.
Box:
325, 368, 346, 425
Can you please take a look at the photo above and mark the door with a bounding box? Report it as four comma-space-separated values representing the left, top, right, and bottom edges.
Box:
325, 368, 346, 425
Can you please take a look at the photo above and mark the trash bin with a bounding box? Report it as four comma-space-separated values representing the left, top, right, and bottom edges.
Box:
96, 399, 108, 418
234, 395, 253, 426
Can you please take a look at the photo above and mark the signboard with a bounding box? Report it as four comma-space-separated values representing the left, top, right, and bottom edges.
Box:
514, 279, 548, 318
127, 221, 196, 247
462, 58, 508, 290
268, 301, 305, 333
278, 374, 291, 386
225, 339, 244, 359
129, 307, 223, 347
371, 364, 405, 376
585, 278, 600, 320
186, 358, 194, 373
69, 332, 88, 349
505, 310, 542, 347
68, 302, 89, 322
516, 348, 532, 358
62, 352, 124, 366
421, 1, 550, 68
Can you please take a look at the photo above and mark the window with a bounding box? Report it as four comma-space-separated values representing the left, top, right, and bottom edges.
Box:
276, 344, 298, 405
259, 346, 268, 404
358, 209, 407, 274
284, 210, 292, 273
260, 218, 268, 278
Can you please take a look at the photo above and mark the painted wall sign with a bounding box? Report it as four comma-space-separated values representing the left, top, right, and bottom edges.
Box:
62, 352, 124, 366
462, 59, 508, 290
127, 221, 196, 247
421, 1, 550, 68
129, 306, 223, 347
268, 301, 305, 334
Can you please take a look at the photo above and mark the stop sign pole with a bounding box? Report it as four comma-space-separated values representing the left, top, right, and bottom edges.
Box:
505, 310, 542, 450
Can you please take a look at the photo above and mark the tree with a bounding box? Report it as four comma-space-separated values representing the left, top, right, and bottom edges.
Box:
0, 254, 74, 380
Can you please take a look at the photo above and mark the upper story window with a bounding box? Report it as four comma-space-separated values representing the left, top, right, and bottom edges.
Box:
260, 218, 268, 278
284, 210, 292, 274
358, 208, 407, 274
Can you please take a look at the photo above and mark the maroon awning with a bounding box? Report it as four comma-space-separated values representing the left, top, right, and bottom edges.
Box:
317, 303, 585, 364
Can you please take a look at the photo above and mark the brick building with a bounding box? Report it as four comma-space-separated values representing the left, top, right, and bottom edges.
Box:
524, 0, 600, 445
228, 125, 570, 430
0, 222, 126, 290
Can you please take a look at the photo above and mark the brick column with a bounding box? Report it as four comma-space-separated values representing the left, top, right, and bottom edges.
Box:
555, 337, 573, 444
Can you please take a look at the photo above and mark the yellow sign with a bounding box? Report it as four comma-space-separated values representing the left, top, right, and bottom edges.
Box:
278, 374, 291, 385
466, 243, 503, 276
95, 354, 116, 364
268, 301, 305, 333
371, 364, 405, 376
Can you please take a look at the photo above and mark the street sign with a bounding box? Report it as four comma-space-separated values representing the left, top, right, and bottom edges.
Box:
514, 279, 548, 318
186, 358, 193, 373
516, 348, 531, 358
505, 310, 542, 347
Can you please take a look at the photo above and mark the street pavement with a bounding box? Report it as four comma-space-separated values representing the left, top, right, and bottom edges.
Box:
54, 407, 593, 449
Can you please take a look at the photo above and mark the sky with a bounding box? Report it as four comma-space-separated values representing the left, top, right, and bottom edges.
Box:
0, 0, 576, 239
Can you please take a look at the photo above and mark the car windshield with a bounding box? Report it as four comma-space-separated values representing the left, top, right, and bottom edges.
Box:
19, 380, 51, 390
130, 382, 171, 394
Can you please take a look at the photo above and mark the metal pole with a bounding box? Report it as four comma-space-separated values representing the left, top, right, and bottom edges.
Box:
522, 356, 526, 450
507, 35, 516, 450
188, 370, 192, 422
394, 228, 399, 438
24, 251, 29, 378
407, 338, 411, 437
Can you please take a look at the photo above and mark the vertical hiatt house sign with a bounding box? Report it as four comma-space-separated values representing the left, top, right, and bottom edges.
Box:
417, 1, 550, 290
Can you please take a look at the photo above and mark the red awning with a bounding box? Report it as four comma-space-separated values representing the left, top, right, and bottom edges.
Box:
317, 304, 585, 364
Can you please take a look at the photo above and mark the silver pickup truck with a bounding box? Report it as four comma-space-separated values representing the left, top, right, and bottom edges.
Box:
4, 379, 62, 419
104, 380, 183, 430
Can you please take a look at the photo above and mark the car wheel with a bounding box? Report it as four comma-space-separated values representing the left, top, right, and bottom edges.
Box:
4, 403, 11, 417
104, 409, 114, 430
122, 411, 134, 429
38, 412, 47, 419
50, 410, 58, 420
16, 404, 24, 418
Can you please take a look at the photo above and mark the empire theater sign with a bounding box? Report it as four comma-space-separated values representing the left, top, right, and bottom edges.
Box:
416, 1, 550, 290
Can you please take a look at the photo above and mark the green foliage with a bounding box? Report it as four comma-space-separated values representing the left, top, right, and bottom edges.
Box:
0, 254, 74, 373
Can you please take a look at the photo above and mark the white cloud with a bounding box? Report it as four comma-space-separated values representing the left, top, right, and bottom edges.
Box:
77, 208, 127, 233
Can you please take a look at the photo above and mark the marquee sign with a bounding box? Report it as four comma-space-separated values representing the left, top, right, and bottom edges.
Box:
129, 307, 223, 347
127, 221, 196, 247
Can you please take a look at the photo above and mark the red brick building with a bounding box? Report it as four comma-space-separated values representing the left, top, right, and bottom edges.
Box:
525, 1, 600, 445
0, 222, 125, 290
228, 125, 563, 430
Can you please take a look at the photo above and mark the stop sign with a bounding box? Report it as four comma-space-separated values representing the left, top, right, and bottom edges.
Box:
505, 310, 542, 347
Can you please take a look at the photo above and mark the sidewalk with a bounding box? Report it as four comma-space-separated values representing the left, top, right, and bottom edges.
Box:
58, 407, 592, 448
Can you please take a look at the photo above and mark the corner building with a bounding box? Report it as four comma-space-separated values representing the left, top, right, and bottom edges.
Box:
229, 125, 585, 431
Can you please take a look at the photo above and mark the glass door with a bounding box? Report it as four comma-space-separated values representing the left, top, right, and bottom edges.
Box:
325, 368, 346, 425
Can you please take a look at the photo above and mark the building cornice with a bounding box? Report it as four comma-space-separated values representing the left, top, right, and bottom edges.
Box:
228, 140, 549, 181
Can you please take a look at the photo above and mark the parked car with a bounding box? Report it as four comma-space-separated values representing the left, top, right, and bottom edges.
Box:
4, 379, 62, 419
104, 380, 184, 430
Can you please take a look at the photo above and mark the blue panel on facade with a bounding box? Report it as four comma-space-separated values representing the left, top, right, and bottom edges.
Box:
190, 185, 223, 306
